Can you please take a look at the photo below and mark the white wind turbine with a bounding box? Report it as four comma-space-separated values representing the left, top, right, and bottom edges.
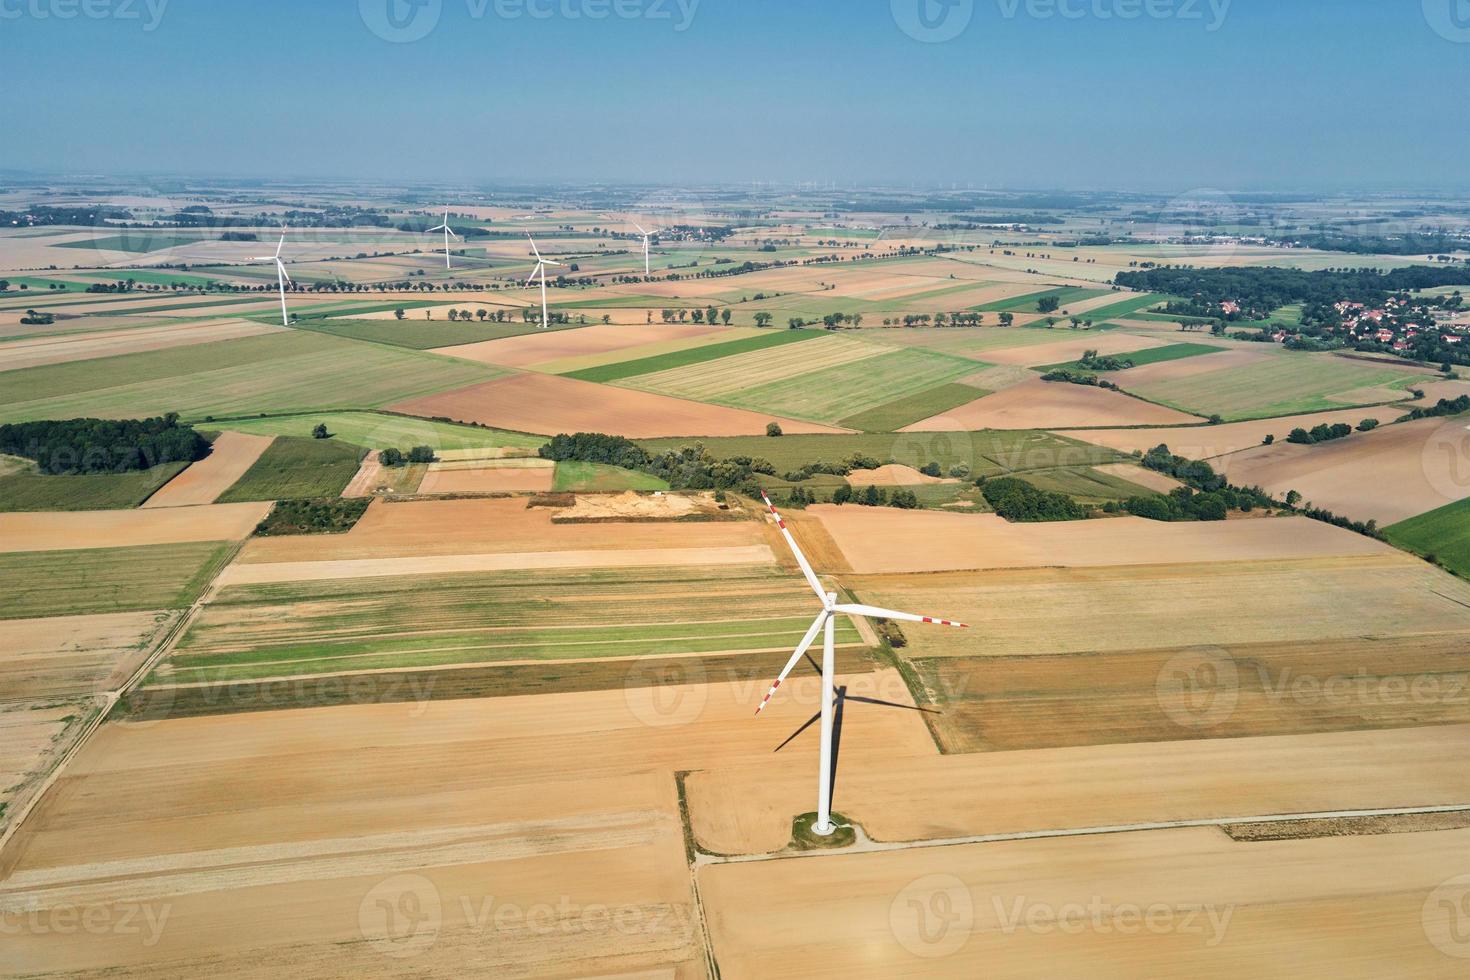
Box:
632, 221, 651, 276
525, 234, 563, 329
755, 490, 968, 837
426, 207, 460, 270
251, 226, 292, 326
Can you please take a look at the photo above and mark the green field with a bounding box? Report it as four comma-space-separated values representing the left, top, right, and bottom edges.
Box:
0, 330, 501, 424
564, 329, 822, 383
0, 277, 89, 292
1036, 342, 1228, 373
552, 461, 670, 491
84, 269, 223, 287
213, 411, 542, 451
1385, 498, 1470, 580
974, 286, 1112, 313
216, 436, 364, 502
1072, 293, 1167, 322
1011, 465, 1164, 502
52, 233, 220, 254
152, 565, 864, 683
837, 383, 987, 431
291, 317, 569, 350
1124, 351, 1420, 420
720, 348, 979, 423
0, 461, 188, 511
0, 541, 234, 619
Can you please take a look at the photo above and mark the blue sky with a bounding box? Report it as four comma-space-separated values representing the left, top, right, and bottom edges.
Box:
3, 0, 1467, 190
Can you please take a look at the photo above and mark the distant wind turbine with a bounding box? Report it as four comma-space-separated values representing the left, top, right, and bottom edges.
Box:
754, 490, 968, 837
633, 221, 651, 276
250, 226, 292, 326
526, 234, 563, 329
426, 207, 460, 270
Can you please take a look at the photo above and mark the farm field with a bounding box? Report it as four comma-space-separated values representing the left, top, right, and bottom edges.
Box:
391, 372, 848, 438
0, 461, 187, 512
215, 435, 365, 502
417, 458, 556, 493
0, 331, 501, 424
0, 541, 234, 619
1060, 404, 1410, 460
290, 316, 550, 349
978, 330, 1169, 367
1386, 496, 1470, 579
1037, 341, 1229, 373
552, 460, 669, 491
903, 378, 1202, 430
208, 411, 543, 452
0, 318, 281, 372
432, 322, 709, 368
142, 431, 274, 508
0, 699, 99, 845
3, 610, 179, 699
0, 502, 268, 552
563, 327, 819, 383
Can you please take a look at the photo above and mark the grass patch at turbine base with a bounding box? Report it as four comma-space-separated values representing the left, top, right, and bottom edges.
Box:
791, 811, 857, 850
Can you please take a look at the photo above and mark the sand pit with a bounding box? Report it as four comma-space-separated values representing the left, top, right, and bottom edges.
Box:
1059, 405, 1409, 460
903, 379, 1201, 431
0, 320, 281, 372
417, 458, 555, 494
391, 372, 846, 438
2, 610, 177, 699
700, 825, 1470, 978
979, 331, 1169, 367
805, 504, 1393, 574
432, 323, 724, 368
237, 496, 764, 564
846, 464, 953, 486
1219, 415, 1470, 524
687, 724, 1470, 854
0, 502, 270, 553
0, 675, 927, 975
552, 490, 725, 521
142, 432, 275, 508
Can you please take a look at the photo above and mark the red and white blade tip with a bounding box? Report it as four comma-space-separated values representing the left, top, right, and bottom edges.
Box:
920, 616, 969, 628
754, 678, 782, 715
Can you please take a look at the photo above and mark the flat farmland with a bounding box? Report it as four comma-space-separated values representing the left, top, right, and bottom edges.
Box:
0, 461, 188, 512
1124, 351, 1420, 420
621, 333, 886, 403
563, 328, 820, 383
0, 542, 235, 619
846, 553, 1470, 658
391, 372, 848, 438
0, 319, 282, 372
978, 331, 1170, 367
0, 502, 267, 552
861, 325, 1100, 360
700, 826, 1470, 978
902, 379, 1202, 430
0, 331, 501, 424
0, 679, 928, 976
432, 322, 717, 368
417, 458, 556, 493
209, 411, 542, 452
0, 699, 98, 843
3, 610, 179, 699
1061, 404, 1409, 460
152, 564, 864, 684
142, 431, 274, 508
215, 436, 365, 502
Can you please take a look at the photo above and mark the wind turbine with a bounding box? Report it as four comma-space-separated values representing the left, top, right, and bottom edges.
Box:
754, 490, 968, 837
632, 221, 651, 276
525, 234, 563, 329
251, 226, 292, 326
426, 207, 460, 270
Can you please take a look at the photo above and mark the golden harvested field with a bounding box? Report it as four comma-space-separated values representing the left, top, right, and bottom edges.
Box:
1107, 347, 1270, 384
687, 725, 1470, 854
0, 502, 270, 553
0, 319, 282, 372
432, 323, 723, 368
0, 676, 928, 976
533, 327, 765, 374
623, 334, 885, 402
1218, 415, 1470, 523
0, 699, 98, 844
237, 496, 765, 563
2, 610, 177, 699
902, 379, 1202, 430
1061, 405, 1410, 460
849, 555, 1470, 657
699, 825, 1470, 978
416, 458, 556, 494
1091, 462, 1183, 493
141, 432, 275, 508
806, 505, 1392, 574
979, 332, 1169, 367
392, 372, 847, 438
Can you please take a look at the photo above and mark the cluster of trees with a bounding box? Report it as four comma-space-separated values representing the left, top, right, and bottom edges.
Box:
20, 310, 55, 325
378, 446, 435, 467
979, 477, 1086, 522
85, 279, 138, 293
0, 414, 209, 475
1112, 488, 1231, 521
255, 498, 371, 537
830, 485, 919, 508
1286, 422, 1363, 445
1076, 349, 1134, 371
781, 454, 882, 482
880, 312, 994, 328
539, 434, 778, 493
1040, 368, 1120, 390
1290, 233, 1470, 257
1401, 394, 1470, 421
1116, 265, 1470, 321
659, 307, 734, 325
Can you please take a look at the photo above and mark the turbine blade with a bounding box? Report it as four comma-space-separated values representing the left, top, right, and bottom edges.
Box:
759, 490, 825, 600
274, 228, 286, 257
634, 222, 648, 235
277, 260, 292, 284
832, 603, 968, 628
527, 234, 543, 260
754, 611, 827, 715
773, 709, 823, 753
525, 262, 542, 287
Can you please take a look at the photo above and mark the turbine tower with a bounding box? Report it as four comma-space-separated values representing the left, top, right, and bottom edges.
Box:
755, 490, 968, 836
633, 221, 651, 276
250, 226, 292, 326
426, 207, 460, 270
526, 234, 563, 329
